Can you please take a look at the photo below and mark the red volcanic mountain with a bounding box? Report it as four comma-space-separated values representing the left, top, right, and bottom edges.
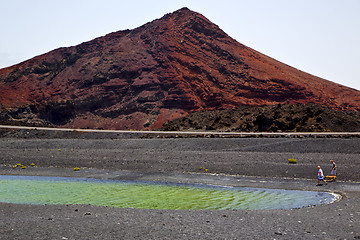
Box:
0, 7, 359, 130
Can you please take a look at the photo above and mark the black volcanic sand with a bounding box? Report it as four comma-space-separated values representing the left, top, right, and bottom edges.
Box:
0, 130, 359, 239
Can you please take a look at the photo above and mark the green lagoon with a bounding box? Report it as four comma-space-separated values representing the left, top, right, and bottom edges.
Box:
0, 175, 337, 210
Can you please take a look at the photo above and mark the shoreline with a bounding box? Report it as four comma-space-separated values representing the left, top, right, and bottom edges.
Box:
1, 166, 358, 193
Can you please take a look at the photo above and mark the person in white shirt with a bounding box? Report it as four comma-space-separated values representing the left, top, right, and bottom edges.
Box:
317, 166, 327, 185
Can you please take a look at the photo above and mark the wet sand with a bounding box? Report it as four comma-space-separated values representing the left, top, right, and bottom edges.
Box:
0, 130, 359, 239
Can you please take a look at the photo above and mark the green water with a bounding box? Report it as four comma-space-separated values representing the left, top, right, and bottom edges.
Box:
0, 175, 336, 210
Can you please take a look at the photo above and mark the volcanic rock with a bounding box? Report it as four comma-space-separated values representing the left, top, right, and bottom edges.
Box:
160, 103, 360, 132
0, 7, 359, 130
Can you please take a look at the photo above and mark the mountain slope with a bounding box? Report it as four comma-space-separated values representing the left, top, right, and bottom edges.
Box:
0, 7, 359, 130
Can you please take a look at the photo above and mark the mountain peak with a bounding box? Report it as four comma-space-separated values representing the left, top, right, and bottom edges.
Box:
165, 7, 198, 17
171, 7, 192, 14
0, 8, 359, 130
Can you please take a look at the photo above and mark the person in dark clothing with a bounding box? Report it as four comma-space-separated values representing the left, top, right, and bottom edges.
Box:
330, 160, 337, 176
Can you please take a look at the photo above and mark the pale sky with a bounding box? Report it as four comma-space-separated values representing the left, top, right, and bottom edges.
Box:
1, 0, 359, 90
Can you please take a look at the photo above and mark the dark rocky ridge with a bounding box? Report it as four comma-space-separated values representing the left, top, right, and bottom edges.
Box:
160, 103, 360, 132
0, 8, 359, 130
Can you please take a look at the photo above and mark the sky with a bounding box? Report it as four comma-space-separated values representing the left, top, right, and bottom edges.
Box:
1, 0, 359, 90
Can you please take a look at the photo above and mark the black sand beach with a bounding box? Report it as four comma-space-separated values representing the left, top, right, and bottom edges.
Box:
0, 129, 359, 239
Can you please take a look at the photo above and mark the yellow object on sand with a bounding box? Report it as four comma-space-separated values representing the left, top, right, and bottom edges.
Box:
288, 158, 297, 164
325, 175, 336, 181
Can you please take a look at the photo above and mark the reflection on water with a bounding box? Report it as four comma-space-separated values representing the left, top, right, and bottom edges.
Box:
0, 175, 337, 210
